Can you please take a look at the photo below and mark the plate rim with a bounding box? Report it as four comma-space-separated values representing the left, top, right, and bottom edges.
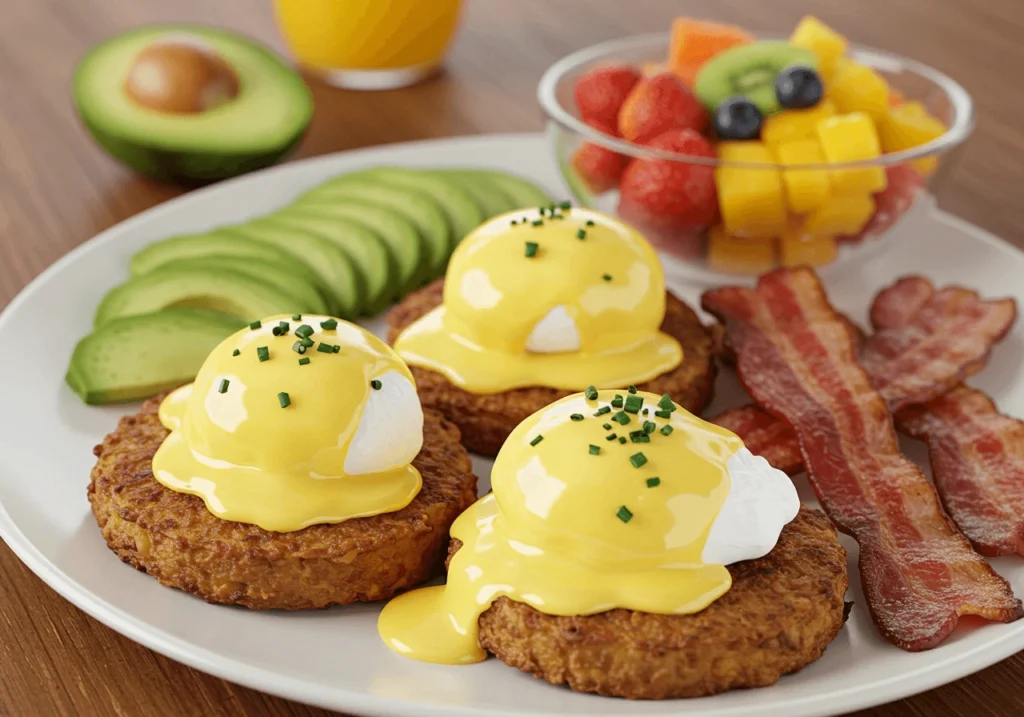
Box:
1, 132, 1023, 717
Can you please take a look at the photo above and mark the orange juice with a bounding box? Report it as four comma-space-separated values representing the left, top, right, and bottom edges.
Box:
273, 0, 463, 88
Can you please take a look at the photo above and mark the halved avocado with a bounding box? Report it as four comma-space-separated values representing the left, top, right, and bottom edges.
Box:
67, 308, 243, 404
300, 177, 452, 277
94, 265, 313, 327
131, 229, 317, 283
72, 25, 312, 182
357, 167, 483, 248
151, 256, 328, 314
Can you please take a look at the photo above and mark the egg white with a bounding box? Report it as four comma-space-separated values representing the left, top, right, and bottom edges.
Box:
525, 305, 581, 354
702, 447, 801, 566
343, 370, 424, 475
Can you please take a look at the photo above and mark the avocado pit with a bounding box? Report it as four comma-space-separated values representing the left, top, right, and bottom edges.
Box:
124, 34, 240, 114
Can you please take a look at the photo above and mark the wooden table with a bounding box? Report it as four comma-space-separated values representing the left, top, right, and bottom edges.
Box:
2, 0, 1023, 714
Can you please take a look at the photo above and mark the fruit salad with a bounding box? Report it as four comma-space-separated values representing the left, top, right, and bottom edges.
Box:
565, 16, 949, 274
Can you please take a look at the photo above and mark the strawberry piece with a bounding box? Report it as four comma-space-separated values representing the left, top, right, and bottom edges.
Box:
618, 72, 708, 144
573, 65, 642, 130
617, 128, 718, 236
843, 164, 924, 243
570, 120, 628, 194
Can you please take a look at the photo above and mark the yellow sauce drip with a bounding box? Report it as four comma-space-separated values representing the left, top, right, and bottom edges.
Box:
378, 391, 743, 664
393, 208, 683, 393
152, 315, 421, 532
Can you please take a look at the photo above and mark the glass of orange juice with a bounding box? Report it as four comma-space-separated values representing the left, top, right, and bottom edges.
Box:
273, 0, 464, 90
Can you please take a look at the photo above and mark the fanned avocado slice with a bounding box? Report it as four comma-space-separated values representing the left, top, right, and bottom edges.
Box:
94, 265, 314, 327
436, 169, 553, 216
67, 308, 244, 404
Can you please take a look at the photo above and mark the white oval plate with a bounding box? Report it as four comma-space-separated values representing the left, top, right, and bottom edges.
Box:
1, 134, 1023, 717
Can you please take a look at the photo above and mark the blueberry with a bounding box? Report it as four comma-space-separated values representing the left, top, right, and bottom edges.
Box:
713, 97, 763, 141
775, 66, 824, 110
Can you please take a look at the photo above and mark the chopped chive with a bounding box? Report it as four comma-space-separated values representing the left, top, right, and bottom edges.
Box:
629, 430, 650, 443
316, 342, 335, 354
606, 433, 618, 441
295, 324, 314, 338
300, 336, 315, 348
589, 445, 600, 455
611, 395, 623, 408
602, 273, 612, 282
643, 421, 656, 434
332, 344, 341, 353
594, 406, 611, 416
586, 220, 595, 226
249, 320, 262, 330
629, 452, 648, 468
585, 385, 598, 400
559, 201, 571, 210
292, 313, 302, 321
511, 219, 518, 226
661, 425, 674, 436
646, 477, 661, 488
570, 413, 584, 421
531, 219, 544, 227
624, 395, 643, 414
257, 346, 269, 362
619, 436, 627, 444
232, 349, 240, 357
655, 409, 672, 419
524, 241, 539, 257
370, 379, 382, 390
278, 320, 290, 334
320, 318, 338, 330
576, 228, 587, 240
613, 411, 630, 425
272, 326, 282, 336
628, 385, 637, 394
278, 392, 291, 408
538, 206, 546, 215
298, 357, 310, 366
602, 423, 612, 430
292, 341, 307, 354
616, 506, 633, 523
530, 434, 544, 446
217, 379, 229, 394
658, 394, 676, 411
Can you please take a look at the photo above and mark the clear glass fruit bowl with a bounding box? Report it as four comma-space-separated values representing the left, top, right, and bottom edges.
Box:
537, 32, 973, 284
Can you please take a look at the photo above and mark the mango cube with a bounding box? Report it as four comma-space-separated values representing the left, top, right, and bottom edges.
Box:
774, 139, 832, 214
802, 194, 876, 236
715, 142, 788, 238
879, 101, 946, 176
827, 58, 890, 120
762, 100, 837, 146
790, 16, 848, 81
707, 225, 776, 275
779, 231, 838, 268
817, 113, 887, 195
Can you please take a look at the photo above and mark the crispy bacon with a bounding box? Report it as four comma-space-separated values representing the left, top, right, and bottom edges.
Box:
712, 405, 803, 475
869, 276, 936, 332
703, 268, 1022, 651
861, 286, 1016, 410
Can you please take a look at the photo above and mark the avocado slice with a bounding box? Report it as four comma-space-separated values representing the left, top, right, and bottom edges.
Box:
435, 171, 515, 218
286, 197, 422, 295
72, 25, 312, 182
438, 169, 553, 213
221, 221, 360, 318
263, 210, 392, 316
67, 308, 243, 404
300, 177, 451, 278
357, 167, 483, 249
131, 229, 317, 284
95, 265, 314, 327
151, 256, 328, 314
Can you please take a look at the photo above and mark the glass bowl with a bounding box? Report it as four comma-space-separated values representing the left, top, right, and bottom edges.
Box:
537, 32, 973, 284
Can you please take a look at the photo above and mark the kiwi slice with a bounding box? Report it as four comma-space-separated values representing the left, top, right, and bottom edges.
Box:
695, 41, 817, 116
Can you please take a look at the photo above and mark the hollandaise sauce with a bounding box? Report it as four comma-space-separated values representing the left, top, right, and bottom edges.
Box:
152, 315, 422, 532
394, 208, 683, 393
378, 390, 743, 664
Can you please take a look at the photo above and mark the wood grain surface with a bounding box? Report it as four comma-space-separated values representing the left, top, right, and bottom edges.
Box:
2, 0, 1023, 715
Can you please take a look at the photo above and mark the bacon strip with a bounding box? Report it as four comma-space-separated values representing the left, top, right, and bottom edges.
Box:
712, 405, 803, 475
869, 276, 936, 333
703, 268, 1022, 651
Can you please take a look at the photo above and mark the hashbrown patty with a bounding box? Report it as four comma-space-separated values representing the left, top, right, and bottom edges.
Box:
88, 396, 477, 610
387, 280, 716, 456
450, 508, 848, 699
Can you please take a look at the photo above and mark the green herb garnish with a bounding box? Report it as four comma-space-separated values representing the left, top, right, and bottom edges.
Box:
217, 379, 229, 394
629, 430, 650, 443
655, 409, 672, 419
295, 324, 314, 339
585, 385, 598, 400
320, 318, 338, 330
257, 346, 269, 362
658, 394, 676, 411
278, 392, 291, 408
317, 342, 336, 354
611, 395, 623, 408
603, 423, 612, 430
586, 220, 595, 227
589, 445, 600, 455
613, 411, 630, 425
524, 241, 539, 257
530, 434, 544, 446
602, 273, 612, 282
249, 320, 262, 330
298, 357, 310, 366
370, 379, 382, 390
531, 219, 544, 227
628, 385, 637, 394
570, 413, 584, 421
619, 436, 627, 444
661, 425, 674, 436
624, 395, 643, 414
646, 477, 661, 488
594, 406, 611, 416
606, 433, 618, 441
576, 228, 587, 240
292, 314, 302, 321
232, 349, 240, 357
616, 506, 633, 523
559, 201, 571, 210
643, 421, 656, 434
629, 452, 648, 468
292, 341, 307, 354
